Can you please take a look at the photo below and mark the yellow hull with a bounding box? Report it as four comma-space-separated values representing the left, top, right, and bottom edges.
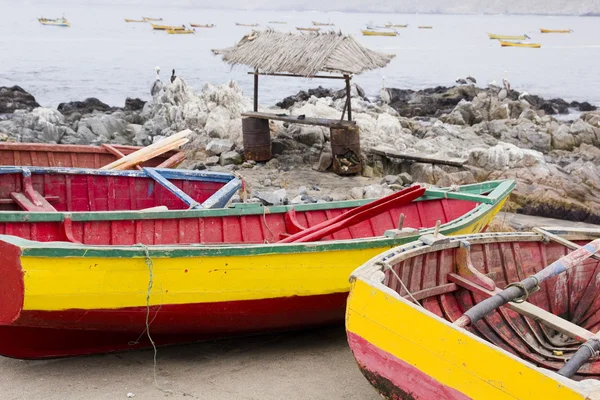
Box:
541, 28, 571, 33
418, 26, 433, 29
296, 27, 320, 32
488, 33, 527, 40
125, 19, 145, 23
385, 24, 407, 28
17, 195, 507, 312
361, 30, 397, 36
346, 276, 596, 400
167, 29, 194, 34
500, 40, 541, 48
152, 24, 185, 31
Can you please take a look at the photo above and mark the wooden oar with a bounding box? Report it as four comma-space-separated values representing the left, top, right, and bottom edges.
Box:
278, 185, 423, 243
454, 237, 600, 328
287, 187, 426, 243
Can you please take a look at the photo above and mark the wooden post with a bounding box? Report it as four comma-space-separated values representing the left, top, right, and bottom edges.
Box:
253, 68, 259, 112
344, 74, 352, 121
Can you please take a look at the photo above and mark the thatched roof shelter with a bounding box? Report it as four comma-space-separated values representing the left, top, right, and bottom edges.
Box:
213, 30, 395, 77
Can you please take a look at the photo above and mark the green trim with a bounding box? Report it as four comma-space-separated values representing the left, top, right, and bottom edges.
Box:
6, 179, 514, 259
0, 180, 514, 223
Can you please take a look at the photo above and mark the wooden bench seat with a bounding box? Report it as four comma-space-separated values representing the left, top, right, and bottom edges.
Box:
241, 111, 356, 129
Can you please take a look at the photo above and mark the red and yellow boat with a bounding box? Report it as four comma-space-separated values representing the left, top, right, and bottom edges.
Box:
0, 180, 513, 358
347, 229, 600, 400
0, 142, 184, 169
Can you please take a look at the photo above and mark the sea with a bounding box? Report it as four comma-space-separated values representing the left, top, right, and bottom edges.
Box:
2, 2, 600, 109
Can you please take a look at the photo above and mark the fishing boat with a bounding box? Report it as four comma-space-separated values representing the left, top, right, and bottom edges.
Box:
418, 25, 433, 29
0, 142, 184, 169
142, 17, 163, 22
268, 21, 287, 24
297, 27, 321, 32
541, 28, 572, 33
313, 21, 334, 26
385, 23, 408, 28
235, 23, 259, 27
347, 228, 600, 400
124, 19, 145, 23
167, 29, 195, 34
38, 17, 70, 27
500, 40, 542, 48
0, 166, 239, 213
361, 30, 397, 37
0, 180, 513, 358
190, 23, 215, 28
488, 33, 529, 40
151, 24, 185, 31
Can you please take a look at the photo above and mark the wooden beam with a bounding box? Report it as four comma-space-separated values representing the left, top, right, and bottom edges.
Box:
344, 74, 352, 122
253, 68, 259, 112
247, 72, 347, 80
101, 144, 143, 171
371, 147, 468, 167
241, 111, 356, 129
534, 228, 600, 262
448, 273, 593, 343
142, 168, 202, 209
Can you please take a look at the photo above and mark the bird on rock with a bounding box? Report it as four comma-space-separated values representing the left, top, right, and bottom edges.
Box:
170, 69, 177, 83
151, 66, 162, 96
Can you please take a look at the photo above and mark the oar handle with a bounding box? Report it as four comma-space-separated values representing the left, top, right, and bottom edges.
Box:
558, 338, 600, 378
455, 277, 539, 327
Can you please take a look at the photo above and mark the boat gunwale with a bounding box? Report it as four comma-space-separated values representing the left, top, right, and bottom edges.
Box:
0, 180, 514, 258
0, 180, 514, 223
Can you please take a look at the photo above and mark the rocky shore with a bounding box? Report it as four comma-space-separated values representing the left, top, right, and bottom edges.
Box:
1, 78, 599, 224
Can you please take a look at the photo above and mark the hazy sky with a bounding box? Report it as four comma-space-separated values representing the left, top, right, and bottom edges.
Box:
7, 0, 600, 15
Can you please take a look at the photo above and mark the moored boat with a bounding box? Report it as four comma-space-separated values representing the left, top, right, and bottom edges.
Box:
0, 166, 239, 213
297, 27, 321, 32
0, 180, 513, 358
125, 19, 146, 23
347, 229, 600, 399
143, 17, 163, 22
190, 23, 215, 28
235, 23, 259, 27
488, 33, 529, 40
38, 17, 70, 27
167, 29, 195, 34
500, 40, 542, 48
268, 21, 287, 24
0, 142, 185, 169
541, 28, 572, 33
313, 21, 334, 26
385, 23, 408, 28
151, 23, 185, 31
418, 25, 433, 29
361, 29, 397, 37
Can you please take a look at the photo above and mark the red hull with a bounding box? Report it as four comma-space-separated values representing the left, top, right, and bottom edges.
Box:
0, 142, 184, 169
0, 198, 476, 245
1, 293, 347, 359
347, 332, 471, 400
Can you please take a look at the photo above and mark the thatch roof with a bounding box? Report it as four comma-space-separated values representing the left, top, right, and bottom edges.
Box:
213, 30, 395, 77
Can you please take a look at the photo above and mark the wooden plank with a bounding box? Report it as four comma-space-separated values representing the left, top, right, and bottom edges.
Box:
247, 72, 347, 80
535, 228, 600, 262
101, 144, 143, 171
371, 147, 467, 167
448, 273, 593, 343
201, 178, 242, 209
142, 168, 202, 209
241, 111, 356, 129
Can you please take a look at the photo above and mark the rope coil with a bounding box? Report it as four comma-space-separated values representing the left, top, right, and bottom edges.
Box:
505, 277, 540, 303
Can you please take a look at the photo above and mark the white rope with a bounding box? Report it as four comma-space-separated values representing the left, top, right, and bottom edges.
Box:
378, 261, 423, 308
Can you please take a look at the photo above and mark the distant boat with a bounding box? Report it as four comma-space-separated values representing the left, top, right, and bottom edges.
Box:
296, 27, 321, 32
124, 19, 145, 23
236, 23, 259, 27
190, 23, 215, 28
488, 33, 529, 40
540, 28, 572, 33
385, 23, 408, 28
418, 25, 433, 29
142, 17, 163, 22
312, 21, 334, 26
361, 29, 397, 37
268, 21, 287, 24
500, 40, 541, 48
38, 17, 70, 27
151, 23, 186, 31
167, 29, 195, 35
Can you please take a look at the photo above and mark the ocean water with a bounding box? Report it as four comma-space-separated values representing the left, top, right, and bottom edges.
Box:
1, 2, 599, 108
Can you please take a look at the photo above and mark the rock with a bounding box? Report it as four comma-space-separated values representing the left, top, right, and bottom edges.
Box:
399, 172, 413, 185
315, 144, 332, 171
436, 171, 476, 187
298, 186, 308, 195
551, 124, 575, 151
205, 156, 219, 166
290, 125, 325, 147
578, 102, 597, 112
364, 184, 384, 199
410, 163, 446, 184
255, 189, 287, 206
361, 164, 374, 178
206, 139, 235, 156
519, 109, 539, 122
290, 195, 305, 205
190, 162, 207, 170
0, 86, 40, 113
241, 161, 254, 168
57, 98, 113, 117
265, 158, 280, 169
124, 97, 146, 112
219, 150, 243, 166
276, 86, 335, 109
381, 175, 400, 185
350, 187, 364, 200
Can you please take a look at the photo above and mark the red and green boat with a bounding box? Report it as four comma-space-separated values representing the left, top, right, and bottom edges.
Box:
0, 180, 513, 358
